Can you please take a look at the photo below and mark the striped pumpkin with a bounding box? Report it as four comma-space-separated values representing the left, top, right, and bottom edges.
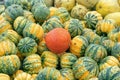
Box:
0, 73, 10, 80
60, 53, 77, 68
73, 57, 99, 80
0, 5, 5, 14
70, 36, 89, 57
85, 44, 107, 62
18, 37, 37, 57
0, 55, 21, 75
41, 51, 58, 68
49, 7, 58, 17
23, 54, 42, 74
23, 22, 44, 43
44, 0, 54, 7
99, 56, 120, 71
20, 0, 32, 10
64, 19, 83, 38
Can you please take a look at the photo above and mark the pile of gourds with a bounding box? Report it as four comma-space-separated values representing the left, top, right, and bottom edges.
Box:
0, 0, 120, 80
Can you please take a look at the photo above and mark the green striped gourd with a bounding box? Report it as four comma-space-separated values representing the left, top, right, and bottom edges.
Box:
18, 37, 37, 57
64, 19, 84, 38
30, 0, 46, 7
0, 55, 21, 75
85, 44, 107, 62
23, 54, 42, 74
5, 4, 23, 23
41, 51, 58, 68
60, 53, 77, 68
84, 11, 103, 29
20, 0, 32, 10
44, 0, 54, 7
0, 73, 10, 80
60, 68, 75, 80
0, 5, 5, 14
70, 36, 89, 57
49, 7, 58, 17
73, 57, 99, 80
98, 66, 120, 80
99, 56, 120, 71
23, 22, 44, 43
0, 39, 17, 56
36, 67, 63, 80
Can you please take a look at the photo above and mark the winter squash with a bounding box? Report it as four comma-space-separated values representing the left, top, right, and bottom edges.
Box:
73, 57, 99, 80
41, 51, 58, 68
64, 19, 83, 38
45, 28, 71, 54
0, 5, 5, 14
0, 73, 10, 80
20, 0, 31, 10
70, 36, 89, 57
23, 54, 42, 74
0, 55, 21, 75
44, 0, 54, 7
49, 7, 58, 17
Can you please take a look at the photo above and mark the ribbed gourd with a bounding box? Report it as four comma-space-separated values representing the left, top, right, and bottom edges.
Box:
0, 39, 17, 56
44, 0, 54, 7
23, 54, 42, 74
99, 56, 120, 71
41, 51, 58, 68
85, 44, 107, 63
20, 0, 32, 10
49, 7, 58, 17
42, 16, 64, 33
0, 5, 5, 14
23, 22, 44, 43
72, 57, 99, 80
0, 55, 21, 75
60, 53, 77, 69
18, 37, 37, 57
60, 68, 75, 80
64, 19, 84, 38
111, 42, 120, 61
70, 36, 89, 57
14, 16, 31, 35
98, 66, 120, 80
0, 73, 10, 80
84, 11, 103, 29
36, 67, 63, 80
5, 4, 23, 23
71, 4, 88, 20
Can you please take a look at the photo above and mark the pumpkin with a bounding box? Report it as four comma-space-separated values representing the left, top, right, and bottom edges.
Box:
72, 57, 99, 80
71, 4, 88, 20
70, 36, 89, 57
23, 54, 42, 74
31, 74, 37, 80
49, 7, 58, 17
108, 27, 120, 42
45, 28, 71, 54
99, 56, 120, 71
0, 5, 5, 14
84, 11, 103, 29
20, 0, 31, 10
42, 16, 64, 33
64, 19, 83, 38
85, 44, 107, 63
54, 7, 70, 23
60, 53, 77, 69
111, 42, 120, 61
0, 73, 10, 80
30, 0, 45, 7
41, 51, 58, 68
60, 68, 75, 80
12, 70, 24, 79
0, 14, 5, 21
18, 37, 37, 57
44, 0, 54, 7
0, 39, 17, 56
98, 66, 120, 80
5, 4, 24, 23
23, 22, 44, 43
0, 55, 21, 75
36, 67, 63, 80
54, 0, 75, 11
89, 77, 98, 80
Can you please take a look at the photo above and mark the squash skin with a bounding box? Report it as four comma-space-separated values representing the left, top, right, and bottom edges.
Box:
0, 73, 10, 80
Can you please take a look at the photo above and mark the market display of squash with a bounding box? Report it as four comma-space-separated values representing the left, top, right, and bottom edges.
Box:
1, 0, 120, 80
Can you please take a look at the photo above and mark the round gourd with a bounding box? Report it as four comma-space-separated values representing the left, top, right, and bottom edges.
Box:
64, 19, 83, 38
0, 39, 17, 56
98, 66, 120, 80
0, 73, 10, 80
70, 36, 89, 57
85, 44, 107, 62
99, 56, 120, 71
0, 5, 5, 14
41, 51, 58, 68
45, 28, 71, 54
18, 37, 37, 57
84, 11, 103, 29
20, 0, 32, 10
23, 54, 42, 74
49, 7, 58, 17
60, 53, 77, 69
23, 22, 44, 43
44, 0, 54, 7
30, 0, 45, 7
5, 4, 24, 23
71, 4, 88, 20
0, 55, 21, 75
54, 0, 75, 11
72, 57, 99, 80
